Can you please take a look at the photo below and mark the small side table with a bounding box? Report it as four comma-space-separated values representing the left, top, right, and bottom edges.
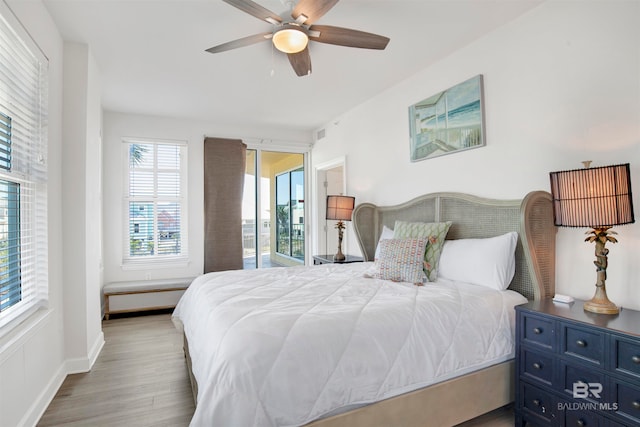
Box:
313, 254, 364, 265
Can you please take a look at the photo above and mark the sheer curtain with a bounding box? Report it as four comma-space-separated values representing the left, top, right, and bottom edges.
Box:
203, 137, 247, 272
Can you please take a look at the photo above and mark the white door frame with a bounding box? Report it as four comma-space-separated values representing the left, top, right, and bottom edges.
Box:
313, 156, 346, 259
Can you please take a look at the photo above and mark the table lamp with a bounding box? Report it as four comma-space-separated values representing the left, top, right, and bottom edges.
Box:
326, 195, 355, 261
549, 162, 635, 314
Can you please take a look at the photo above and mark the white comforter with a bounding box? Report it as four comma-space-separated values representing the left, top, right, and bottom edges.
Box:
172, 262, 527, 427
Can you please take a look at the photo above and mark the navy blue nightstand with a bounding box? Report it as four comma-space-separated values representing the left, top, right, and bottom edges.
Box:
312, 254, 364, 265
515, 299, 640, 426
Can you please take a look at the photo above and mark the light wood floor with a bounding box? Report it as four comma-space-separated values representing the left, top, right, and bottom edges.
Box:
38, 312, 195, 426
39, 312, 513, 427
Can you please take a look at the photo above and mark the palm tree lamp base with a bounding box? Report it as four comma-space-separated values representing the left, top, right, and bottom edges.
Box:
583, 291, 619, 315
583, 227, 620, 315
333, 220, 346, 261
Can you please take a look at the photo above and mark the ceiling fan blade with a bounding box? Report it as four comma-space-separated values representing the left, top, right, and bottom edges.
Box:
309, 25, 390, 50
205, 33, 271, 54
223, 0, 282, 24
292, 0, 339, 25
288, 48, 312, 77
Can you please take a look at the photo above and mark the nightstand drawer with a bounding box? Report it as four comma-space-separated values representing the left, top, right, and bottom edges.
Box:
522, 348, 555, 385
518, 414, 553, 427
522, 313, 556, 350
611, 380, 640, 425
564, 408, 604, 427
520, 381, 559, 424
613, 336, 640, 381
561, 361, 606, 403
562, 324, 605, 366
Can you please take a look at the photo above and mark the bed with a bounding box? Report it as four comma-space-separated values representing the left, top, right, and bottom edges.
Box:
172, 191, 556, 427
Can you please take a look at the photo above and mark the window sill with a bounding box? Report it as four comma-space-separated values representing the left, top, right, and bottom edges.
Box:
121, 256, 190, 271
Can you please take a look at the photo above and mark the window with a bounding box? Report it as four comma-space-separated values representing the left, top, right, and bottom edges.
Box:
0, 4, 49, 330
275, 167, 304, 260
0, 113, 11, 171
0, 179, 20, 313
124, 139, 187, 264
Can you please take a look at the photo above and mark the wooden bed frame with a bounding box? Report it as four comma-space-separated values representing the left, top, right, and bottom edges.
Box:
183, 191, 556, 426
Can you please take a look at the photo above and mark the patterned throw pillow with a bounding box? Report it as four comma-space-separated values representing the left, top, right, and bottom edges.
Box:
393, 220, 452, 281
373, 237, 428, 284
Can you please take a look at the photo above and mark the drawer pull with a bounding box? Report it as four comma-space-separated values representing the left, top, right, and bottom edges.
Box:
576, 339, 587, 347
532, 398, 546, 413
532, 362, 542, 370
633, 401, 640, 410
632, 355, 640, 364
533, 327, 543, 334
576, 420, 585, 427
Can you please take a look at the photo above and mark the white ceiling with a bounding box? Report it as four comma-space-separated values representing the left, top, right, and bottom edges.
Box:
42, 0, 542, 132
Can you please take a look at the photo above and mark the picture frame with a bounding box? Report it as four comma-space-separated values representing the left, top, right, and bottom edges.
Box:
409, 75, 486, 162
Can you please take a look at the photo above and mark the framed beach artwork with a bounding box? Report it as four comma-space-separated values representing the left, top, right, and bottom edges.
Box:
409, 75, 486, 162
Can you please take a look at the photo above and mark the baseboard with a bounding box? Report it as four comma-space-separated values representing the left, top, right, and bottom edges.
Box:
20, 332, 105, 426
88, 331, 105, 368
18, 363, 67, 427
65, 332, 105, 374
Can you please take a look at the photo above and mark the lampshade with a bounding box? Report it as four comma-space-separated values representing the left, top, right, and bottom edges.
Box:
549, 163, 635, 228
326, 195, 355, 221
272, 25, 308, 54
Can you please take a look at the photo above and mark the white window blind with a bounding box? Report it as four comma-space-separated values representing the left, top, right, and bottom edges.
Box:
124, 139, 187, 264
0, 3, 49, 331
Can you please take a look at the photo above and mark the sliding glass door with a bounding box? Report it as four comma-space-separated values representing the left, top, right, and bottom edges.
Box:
275, 168, 304, 261
242, 150, 305, 269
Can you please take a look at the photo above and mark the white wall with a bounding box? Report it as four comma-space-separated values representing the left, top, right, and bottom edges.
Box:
311, 1, 640, 309
61, 42, 104, 372
0, 1, 66, 426
102, 112, 312, 283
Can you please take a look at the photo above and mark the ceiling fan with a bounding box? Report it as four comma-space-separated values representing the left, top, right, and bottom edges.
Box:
206, 0, 390, 77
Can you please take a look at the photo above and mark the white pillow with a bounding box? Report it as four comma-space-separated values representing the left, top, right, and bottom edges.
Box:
437, 232, 518, 290
374, 225, 394, 259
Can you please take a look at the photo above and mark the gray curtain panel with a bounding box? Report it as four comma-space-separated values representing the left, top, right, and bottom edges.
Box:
203, 137, 247, 273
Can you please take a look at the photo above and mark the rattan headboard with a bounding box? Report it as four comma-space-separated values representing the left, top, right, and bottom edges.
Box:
352, 191, 556, 300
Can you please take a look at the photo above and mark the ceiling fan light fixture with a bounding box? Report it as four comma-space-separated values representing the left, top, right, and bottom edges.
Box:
272, 25, 308, 54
